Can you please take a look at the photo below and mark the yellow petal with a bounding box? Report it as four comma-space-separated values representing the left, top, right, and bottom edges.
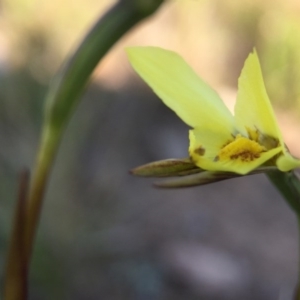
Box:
276, 152, 300, 171
234, 50, 283, 142
196, 147, 281, 175
189, 128, 231, 160
189, 128, 282, 175
126, 47, 235, 134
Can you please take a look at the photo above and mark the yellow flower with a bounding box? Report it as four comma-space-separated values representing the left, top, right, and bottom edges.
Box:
127, 47, 300, 175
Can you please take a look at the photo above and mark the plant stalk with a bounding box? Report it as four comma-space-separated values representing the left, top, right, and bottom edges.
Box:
4, 1, 164, 299
4, 170, 30, 300
267, 171, 300, 300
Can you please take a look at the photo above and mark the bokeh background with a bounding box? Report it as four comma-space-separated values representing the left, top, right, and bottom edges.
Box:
1, 0, 300, 299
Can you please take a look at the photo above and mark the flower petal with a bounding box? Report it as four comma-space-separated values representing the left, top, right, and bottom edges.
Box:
189, 128, 231, 161
190, 128, 282, 175
234, 50, 283, 141
234, 50, 300, 172
127, 47, 235, 134
197, 148, 281, 175
276, 152, 300, 171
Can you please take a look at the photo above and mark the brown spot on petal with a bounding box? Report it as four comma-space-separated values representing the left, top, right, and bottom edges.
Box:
258, 134, 279, 150
194, 147, 205, 156
230, 150, 261, 162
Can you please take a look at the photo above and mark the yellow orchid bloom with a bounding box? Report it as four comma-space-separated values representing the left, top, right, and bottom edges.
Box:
127, 47, 300, 175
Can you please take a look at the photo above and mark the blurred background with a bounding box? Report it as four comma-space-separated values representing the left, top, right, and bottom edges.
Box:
1, 0, 300, 299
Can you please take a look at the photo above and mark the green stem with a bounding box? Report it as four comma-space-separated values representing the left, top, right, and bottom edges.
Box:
27, 0, 163, 260
4, 170, 29, 300
267, 171, 300, 216
296, 218, 300, 300
24, 0, 163, 266
45, 0, 164, 131
4, 1, 164, 299
267, 171, 300, 300
24, 125, 61, 261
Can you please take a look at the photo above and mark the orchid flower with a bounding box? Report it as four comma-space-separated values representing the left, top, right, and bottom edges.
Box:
126, 47, 300, 185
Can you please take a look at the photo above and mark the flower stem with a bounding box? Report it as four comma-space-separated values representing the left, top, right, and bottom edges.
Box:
23, 0, 164, 264
295, 218, 300, 300
4, 0, 164, 299
24, 126, 61, 262
267, 171, 300, 216
4, 169, 29, 300
267, 171, 300, 299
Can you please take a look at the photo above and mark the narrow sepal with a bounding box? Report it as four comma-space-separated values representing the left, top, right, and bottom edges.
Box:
130, 158, 202, 177
154, 166, 277, 188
